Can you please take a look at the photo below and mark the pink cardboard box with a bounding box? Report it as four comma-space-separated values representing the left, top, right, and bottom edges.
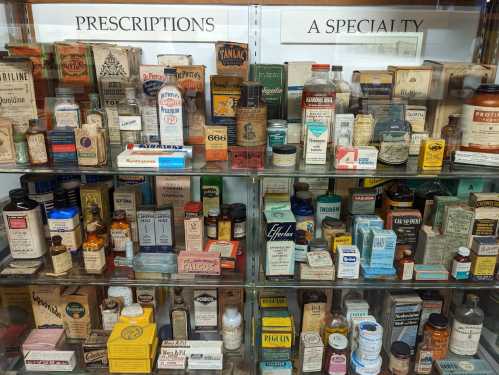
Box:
22, 328, 65, 355
177, 251, 221, 275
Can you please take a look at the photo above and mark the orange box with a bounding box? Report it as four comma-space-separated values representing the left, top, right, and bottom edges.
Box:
205, 126, 228, 161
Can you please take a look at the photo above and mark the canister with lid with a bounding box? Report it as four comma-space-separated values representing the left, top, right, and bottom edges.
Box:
272, 144, 296, 167
267, 120, 288, 153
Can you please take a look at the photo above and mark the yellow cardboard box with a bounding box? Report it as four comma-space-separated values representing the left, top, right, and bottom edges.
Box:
108, 322, 157, 360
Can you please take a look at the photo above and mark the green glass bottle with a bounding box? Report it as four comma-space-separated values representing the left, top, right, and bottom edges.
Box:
200, 176, 223, 217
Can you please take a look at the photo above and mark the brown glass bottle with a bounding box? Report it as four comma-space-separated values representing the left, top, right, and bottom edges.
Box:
82, 222, 106, 274
396, 249, 414, 281
110, 210, 131, 256
206, 208, 219, 240
441, 114, 462, 159
50, 235, 72, 274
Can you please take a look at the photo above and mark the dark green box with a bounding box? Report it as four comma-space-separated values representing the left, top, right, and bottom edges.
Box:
250, 64, 285, 120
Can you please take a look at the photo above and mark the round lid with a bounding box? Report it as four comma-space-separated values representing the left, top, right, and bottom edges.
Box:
329, 333, 348, 350
477, 84, 499, 94
224, 306, 239, 318
273, 144, 296, 154
457, 246, 470, 257
121, 303, 143, 317
53, 188, 68, 208
51, 235, 63, 246
427, 313, 448, 329
312, 64, 330, 71
184, 201, 202, 213
9, 188, 27, 201
230, 203, 246, 218
268, 119, 288, 127
164, 67, 177, 75
113, 209, 127, 220
331, 65, 343, 72
296, 190, 313, 201
390, 341, 411, 358
208, 208, 220, 217
294, 182, 309, 192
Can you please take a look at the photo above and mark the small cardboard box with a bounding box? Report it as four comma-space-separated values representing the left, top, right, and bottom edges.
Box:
30, 285, 63, 329
61, 286, 98, 339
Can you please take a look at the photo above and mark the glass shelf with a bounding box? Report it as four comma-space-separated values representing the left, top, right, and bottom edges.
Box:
1, 147, 498, 179
0, 255, 247, 288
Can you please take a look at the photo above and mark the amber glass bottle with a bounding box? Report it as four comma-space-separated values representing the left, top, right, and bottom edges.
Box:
110, 210, 131, 256
83, 222, 106, 274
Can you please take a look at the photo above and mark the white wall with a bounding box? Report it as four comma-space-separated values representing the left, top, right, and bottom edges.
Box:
0, 1, 7, 51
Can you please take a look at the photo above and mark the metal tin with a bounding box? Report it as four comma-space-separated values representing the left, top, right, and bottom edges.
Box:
267, 120, 288, 153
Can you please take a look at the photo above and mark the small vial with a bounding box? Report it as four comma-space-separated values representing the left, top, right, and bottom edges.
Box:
451, 246, 471, 280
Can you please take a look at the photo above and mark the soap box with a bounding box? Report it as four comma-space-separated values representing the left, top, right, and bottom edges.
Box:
24, 350, 76, 372
348, 188, 376, 215
335, 146, 378, 170
367, 228, 397, 267
336, 245, 360, 279
352, 215, 384, 246
22, 328, 65, 355
177, 251, 221, 276
107, 322, 158, 360
260, 361, 293, 375
471, 236, 499, 256
83, 330, 110, 368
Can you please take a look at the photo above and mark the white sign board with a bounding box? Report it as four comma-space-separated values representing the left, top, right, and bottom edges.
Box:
31, 4, 229, 42
280, 8, 479, 44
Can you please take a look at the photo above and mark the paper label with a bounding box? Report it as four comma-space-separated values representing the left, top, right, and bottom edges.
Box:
4, 208, 46, 258
27, 133, 48, 163
449, 321, 482, 355
83, 247, 105, 272
302, 302, 326, 333
111, 228, 131, 252
55, 109, 80, 128
51, 251, 72, 273
328, 353, 347, 375
118, 115, 142, 131
462, 104, 499, 149
451, 260, 471, 280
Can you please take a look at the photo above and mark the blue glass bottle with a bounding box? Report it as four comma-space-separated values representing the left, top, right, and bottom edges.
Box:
47, 188, 82, 254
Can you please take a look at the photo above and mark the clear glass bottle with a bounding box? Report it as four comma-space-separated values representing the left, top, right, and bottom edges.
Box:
158, 67, 184, 146
86, 93, 108, 129
118, 87, 143, 149
449, 294, 484, 356
26, 119, 49, 166
322, 309, 348, 345
170, 287, 190, 340
414, 332, 434, 374
396, 249, 414, 281
14, 131, 29, 164
331, 65, 351, 114
206, 208, 219, 240
54, 87, 81, 128
441, 114, 462, 159
301, 64, 336, 143
110, 210, 131, 256
82, 222, 106, 274
47, 188, 82, 255
50, 235, 72, 274
217, 204, 232, 241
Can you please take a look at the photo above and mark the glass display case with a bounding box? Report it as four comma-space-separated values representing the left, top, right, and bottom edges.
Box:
0, 0, 498, 374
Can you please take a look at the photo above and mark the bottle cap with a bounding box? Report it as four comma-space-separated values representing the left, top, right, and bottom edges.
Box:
164, 67, 177, 75
296, 190, 313, 202
272, 144, 296, 155
9, 188, 27, 201
331, 65, 343, 72
312, 64, 330, 71
390, 341, 411, 358
113, 210, 127, 220
230, 203, 246, 219
293, 181, 309, 192
477, 84, 499, 94
53, 188, 68, 208
457, 246, 470, 257
184, 201, 203, 213
51, 235, 63, 246
427, 313, 448, 329
224, 306, 239, 318
221, 204, 231, 216
208, 208, 220, 217
329, 333, 348, 350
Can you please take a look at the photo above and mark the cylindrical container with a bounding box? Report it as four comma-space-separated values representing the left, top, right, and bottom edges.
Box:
14, 131, 29, 164
322, 217, 346, 251
206, 208, 220, 240
222, 306, 243, 351
324, 333, 348, 375
267, 120, 288, 153
461, 84, 499, 153
357, 321, 383, 362
378, 131, 410, 165
101, 298, 120, 331
57, 175, 82, 209
294, 203, 315, 242
272, 144, 296, 167
389, 341, 411, 375
230, 203, 246, 240
3, 189, 47, 259
108, 286, 134, 307
236, 81, 267, 147
350, 351, 382, 375
424, 313, 449, 360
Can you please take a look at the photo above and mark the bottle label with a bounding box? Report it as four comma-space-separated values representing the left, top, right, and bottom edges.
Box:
206, 223, 217, 239
302, 302, 326, 333
86, 113, 104, 128
48, 216, 83, 252
111, 228, 131, 252
3, 207, 46, 258
301, 92, 335, 143
296, 217, 315, 242
158, 86, 183, 146
55, 109, 80, 128
27, 133, 48, 163
451, 260, 471, 280
118, 115, 142, 131
202, 186, 220, 217
295, 243, 308, 262
223, 325, 242, 350
462, 104, 499, 150
218, 221, 231, 241
236, 106, 267, 146
51, 250, 72, 274
328, 353, 347, 375
335, 92, 350, 112
171, 310, 188, 340
414, 349, 433, 374
353, 115, 374, 146
449, 321, 482, 355
83, 247, 105, 273
400, 261, 414, 280
233, 221, 245, 239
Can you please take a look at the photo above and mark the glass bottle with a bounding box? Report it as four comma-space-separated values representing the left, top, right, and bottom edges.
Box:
82, 222, 106, 274
14, 131, 29, 164
201, 176, 223, 217
449, 294, 484, 356
158, 67, 184, 146
88, 204, 108, 249
324, 333, 348, 375
54, 87, 81, 128
47, 188, 82, 255
295, 230, 308, 262
331, 65, 351, 114
170, 287, 190, 340
26, 119, 49, 166
396, 249, 414, 281
222, 306, 243, 351
423, 313, 449, 360
110, 210, 131, 256
301, 64, 336, 144
206, 208, 219, 240
3, 188, 47, 259
301, 289, 327, 333
414, 179, 450, 224
230, 203, 246, 240
50, 235, 72, 274
441, 114, 462, 159
86, 93, 108, 129
236, 81, 267, 147
217, 204, 232, 241
414, 332, 434, 375
451, 247, 471, 280
118, 87, 143, 149
383, 180, 414, 211
322, 309, 348, 345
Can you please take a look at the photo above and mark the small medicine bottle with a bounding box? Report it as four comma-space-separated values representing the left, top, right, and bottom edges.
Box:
217, 204, 232, 241
222, 306, 243, 351
451, 246, 471, 280
83, 222, 106, 274
423, 313, 449, 360
206, 208, 219, 240
389, 341, 411, 375
50, 235, 72, 274
396, 249, 415, 281
324, 333, 348, 375
110, 210, 131, 255
230, 203, 246, 240
54, 87, 81, 128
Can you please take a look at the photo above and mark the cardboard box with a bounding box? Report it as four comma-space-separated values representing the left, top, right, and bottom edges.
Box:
30, 285, 63, 329
83, 330, 110, 368
250, 64, 285, 119
216, 41, 249, 79
285, 61, 314, 121
388, 66, 432, 99
108, 322, 158, 359
352, 70, 393, 98
61, 286, 98, 339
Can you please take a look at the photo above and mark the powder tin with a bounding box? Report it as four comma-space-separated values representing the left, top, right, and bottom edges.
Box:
272, 145, 296, 168
267, 120, 288, 153
348, 188, 376, 215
